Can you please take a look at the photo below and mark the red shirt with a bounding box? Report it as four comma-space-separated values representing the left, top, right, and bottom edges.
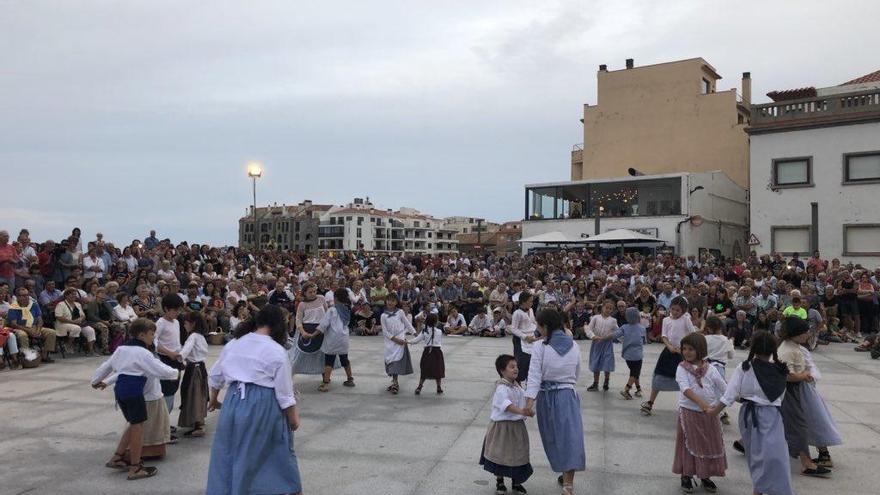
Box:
0, 244, 18, 279
38, 251, 53, 277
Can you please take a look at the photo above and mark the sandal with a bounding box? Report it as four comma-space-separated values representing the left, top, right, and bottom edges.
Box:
634, 388, 643, 398
561, 483, 574, 495
603, 380, 610, 391
436, 387, 444, 395
586, 383, 599, 392
343, 378, 355, 387
105, 453, 129, 470
127, 462, 158, 480
318, 382, 330, 392
414, 386, 422, 395
189, 428, 206, 438
640, 401, 653, 416
802, 466, 831, 477
390, 384, 399, 395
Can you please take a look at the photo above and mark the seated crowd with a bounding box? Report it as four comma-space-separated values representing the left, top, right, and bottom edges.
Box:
2, 226, 880, 370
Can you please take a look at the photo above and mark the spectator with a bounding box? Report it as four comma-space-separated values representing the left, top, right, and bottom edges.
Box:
0, 230, 18, 288
5, 286, 57, 362
144, 230, 160, 250
55, 288, 98, 356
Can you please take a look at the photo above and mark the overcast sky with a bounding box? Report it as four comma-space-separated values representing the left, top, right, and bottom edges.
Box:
3, 0, 878, 246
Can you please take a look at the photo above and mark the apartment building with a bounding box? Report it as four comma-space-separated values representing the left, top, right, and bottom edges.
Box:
316, 198, 459, 254
748, 70, 880, 266
442, 216, 501, 235
238, 200, 331, 252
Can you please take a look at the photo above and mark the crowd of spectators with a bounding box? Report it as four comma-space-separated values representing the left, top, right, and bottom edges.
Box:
2, 226, 880, 370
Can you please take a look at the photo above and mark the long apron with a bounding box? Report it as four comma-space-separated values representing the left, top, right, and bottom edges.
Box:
739, 401, 794, 495
206, 382, 302, 495
535, 383, 586, 473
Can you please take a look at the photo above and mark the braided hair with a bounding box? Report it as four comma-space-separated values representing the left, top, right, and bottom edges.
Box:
742, 331, 780, 371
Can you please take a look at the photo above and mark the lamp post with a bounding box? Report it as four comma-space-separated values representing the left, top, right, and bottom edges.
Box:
247, 162, 263, 251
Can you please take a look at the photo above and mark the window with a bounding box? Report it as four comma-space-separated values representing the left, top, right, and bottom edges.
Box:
356, 228, 362, 238
468, 218, 474, 223
427, 243, 432, 249
428, 232, 432, 238
414, 221, 420, 228
843, 224, 880, 256
771, 226, 810, 256
844, 152, 880, 184
772, 157, 812, 187
357, 217, 363, 226
701, 78, 711, 94
346, 216, 353, 221
370, 218, 375, 223
463, 228, 468, 233
295, 222, 300, 232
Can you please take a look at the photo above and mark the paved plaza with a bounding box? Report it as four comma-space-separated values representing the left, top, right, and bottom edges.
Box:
1, 337, 878, 495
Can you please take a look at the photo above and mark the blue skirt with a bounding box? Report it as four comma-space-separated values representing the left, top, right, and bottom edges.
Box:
802, 382, 842, 447
207, 382, 302, 495
739, 403, 793, 495
536, 388, 586, 473
588, 339, 615, 372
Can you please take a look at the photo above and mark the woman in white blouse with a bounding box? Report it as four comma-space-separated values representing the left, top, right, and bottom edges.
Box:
206, 305, 302, 495
113, 293, 138, 325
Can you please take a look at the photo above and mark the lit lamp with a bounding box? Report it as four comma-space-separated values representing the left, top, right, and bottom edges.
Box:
247, 162, 263, 251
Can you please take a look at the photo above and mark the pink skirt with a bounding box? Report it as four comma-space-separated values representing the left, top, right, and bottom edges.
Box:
672, 407, 727, 479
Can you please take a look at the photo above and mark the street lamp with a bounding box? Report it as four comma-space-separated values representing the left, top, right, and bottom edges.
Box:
247, 162, 263, 251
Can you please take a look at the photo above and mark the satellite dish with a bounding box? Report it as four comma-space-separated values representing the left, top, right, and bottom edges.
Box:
689, 215, 704, 227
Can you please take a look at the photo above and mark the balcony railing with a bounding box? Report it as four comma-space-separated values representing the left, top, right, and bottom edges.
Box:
750, 89, 880, 132
318, 225, 344, 238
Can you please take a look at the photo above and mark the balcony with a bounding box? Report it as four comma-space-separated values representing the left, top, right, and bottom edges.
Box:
318, 225, 345, 238
749, 88, 880, 134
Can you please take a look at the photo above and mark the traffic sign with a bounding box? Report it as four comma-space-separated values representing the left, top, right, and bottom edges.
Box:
748, 234, 760, 246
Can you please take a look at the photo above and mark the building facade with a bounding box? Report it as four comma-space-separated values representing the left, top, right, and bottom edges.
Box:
316, 198, 459, 255
748, 70, 880, 266
442, 216, 501, 235
457, 221, 522, 256
573, 58, 751, 187
238, 200, 330, 253
522, 172, 748, 258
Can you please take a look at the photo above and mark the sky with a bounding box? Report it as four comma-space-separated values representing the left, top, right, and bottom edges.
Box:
3, 0, 879, 246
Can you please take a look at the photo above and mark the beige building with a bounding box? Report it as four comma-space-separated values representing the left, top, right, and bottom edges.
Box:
442, 216, 501, 235
572, 58, 752, 187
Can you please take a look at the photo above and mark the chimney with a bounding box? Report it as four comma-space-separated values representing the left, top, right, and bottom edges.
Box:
599, 64, 607, 71
625, 58, 634, 69
741, 72, 751, 105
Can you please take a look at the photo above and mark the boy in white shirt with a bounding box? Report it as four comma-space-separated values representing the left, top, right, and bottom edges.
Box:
91, 318, 178, 480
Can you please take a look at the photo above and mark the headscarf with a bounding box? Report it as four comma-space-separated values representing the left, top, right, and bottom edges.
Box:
547, 329, 573, 356
679, 359, 708, 387
334, 302, 351, 327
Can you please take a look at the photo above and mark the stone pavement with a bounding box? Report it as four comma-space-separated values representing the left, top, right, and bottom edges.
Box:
1, 336, 878, 495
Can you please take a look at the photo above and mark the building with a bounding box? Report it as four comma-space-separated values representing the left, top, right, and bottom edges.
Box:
316, 198, 459, 255
238, 200, 331, 253
748, 69, 880, 266
456, 221, 522, 256
442, 216, 501, 235
522, 171, 748, 258
572, 58, 751, 187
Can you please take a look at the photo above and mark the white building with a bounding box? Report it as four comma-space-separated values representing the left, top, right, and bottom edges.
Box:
748, 70, 880, 266
317, 198, 459, 254
522, 171, 748, 258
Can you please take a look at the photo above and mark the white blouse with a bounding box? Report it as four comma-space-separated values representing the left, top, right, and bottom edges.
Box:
706, 335, 735, 364
720, 362, 784, 408
180, 333, 208, 364
381, 309, 416, 364
510, 308, 538, 355
585, 314, 618, 339
113, 304, 137, 322
410, 326, 443, 348
675, 364, 727, 411
662, 315, 696, 347
208, 332, 296, 410
490, 381, 528, 422
524, 341, 581, 399
317, 306, 350, 355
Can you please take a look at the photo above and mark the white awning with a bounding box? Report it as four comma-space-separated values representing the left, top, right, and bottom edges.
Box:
516, 231, 582, 244
582, 228, 665, 243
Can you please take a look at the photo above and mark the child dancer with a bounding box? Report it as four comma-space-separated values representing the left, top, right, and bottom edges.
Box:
179, 312, 209, 437
382, 293, 415, 394
308, 287, 355, 392
641, 297, 696, 416
610, 307, 646, 400
712, 332, 793, 495
154, 294, 185, 438
801, 340, 842, 468
524, 308, 585, 495
510, 293, 538, 384
408, 313, 445, 395
479, 354, 534, 495
703, 316, 735, 425
91, 318, 178, 480
585, 300, 618, 391
290, 283, 330, 378
777, 316, 832, 477
672, 332, 727, 494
